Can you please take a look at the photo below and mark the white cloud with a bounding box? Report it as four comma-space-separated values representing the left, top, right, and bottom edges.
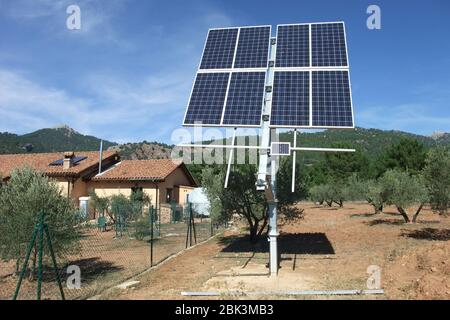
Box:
0, 68, 191, 142
2, 0, 131, 48
357, 104, 450, 134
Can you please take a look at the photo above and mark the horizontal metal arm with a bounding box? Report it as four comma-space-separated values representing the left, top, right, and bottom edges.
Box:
178, 143, 355, 153
291, 147, 355, 152
177, 143, 262, 150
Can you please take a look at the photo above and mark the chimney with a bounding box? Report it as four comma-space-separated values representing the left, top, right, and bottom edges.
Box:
98, 140, 103, 174
63, 152, 75, 169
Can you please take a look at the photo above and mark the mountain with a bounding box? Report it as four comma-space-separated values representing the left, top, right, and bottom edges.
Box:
0, 125, 116, 154
1, 126, 449, 161
108, 141, 173, 160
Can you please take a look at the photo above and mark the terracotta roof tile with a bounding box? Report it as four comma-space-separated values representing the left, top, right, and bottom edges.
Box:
92, 159, 184, 181
0, 151, 118, 179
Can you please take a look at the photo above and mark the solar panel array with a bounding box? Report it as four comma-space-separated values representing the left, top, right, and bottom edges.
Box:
184, 26, 270, 127
270, 22, 353, 128
184, 22, 353, 128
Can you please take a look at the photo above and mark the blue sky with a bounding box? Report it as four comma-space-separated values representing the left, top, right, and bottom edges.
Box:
0, 0, 449, 143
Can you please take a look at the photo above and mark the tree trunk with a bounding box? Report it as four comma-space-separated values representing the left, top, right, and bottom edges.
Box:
412, 203, 424, 223
396, 206, 410, 223
249, 223, 259, 243
326, 201, 333, 207
257, 212, 269, 237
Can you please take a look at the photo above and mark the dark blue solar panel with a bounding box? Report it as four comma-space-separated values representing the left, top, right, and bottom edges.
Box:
271, 143, 290, 155
312, 71, 353, 127
222, 72, 266, 126
311, 23, 348, 67
233, 26, 271, 69
270, 71, 310, 127
184, 73, 230, 125
199, 28, 238, 69
49, 156, 87, 166
275, 25, 310, 67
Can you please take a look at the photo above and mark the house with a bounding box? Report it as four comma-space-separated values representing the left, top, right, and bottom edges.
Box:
0, 151, 198, 221
0, 151, 119, 200
90, 159, 198, 222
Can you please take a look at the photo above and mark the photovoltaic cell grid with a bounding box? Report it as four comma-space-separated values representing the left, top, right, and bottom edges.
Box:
271, 142, 291, 155
275, 25, 310, 67
312, 71, 353, 127
199, 28, 238, 69
184, 73, 230, 125
234, 26, 271, 69
270, 71, 310, 127
311, 23, 348, 67
222, 72, 266, 126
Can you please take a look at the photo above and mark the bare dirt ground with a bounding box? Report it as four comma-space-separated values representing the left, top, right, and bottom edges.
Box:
100, 202, 450, 300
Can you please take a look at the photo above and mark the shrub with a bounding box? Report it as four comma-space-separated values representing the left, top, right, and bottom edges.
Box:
0, 166, 80, 274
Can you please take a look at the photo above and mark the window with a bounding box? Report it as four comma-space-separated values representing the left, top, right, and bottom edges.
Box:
166, 188, 173, 203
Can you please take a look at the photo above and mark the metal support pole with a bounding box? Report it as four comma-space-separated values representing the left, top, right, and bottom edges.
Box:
292, 129, 297, 193
224, 128, 237, 188
268, 129, 279, 276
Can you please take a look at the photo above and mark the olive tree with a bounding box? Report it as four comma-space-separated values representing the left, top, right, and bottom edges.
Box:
202, 166, 268, 242
380, 169, 428, 223
309, 182, 348, 207
346, 176, 386, 214
423, 147, 450, 215
0, 166, 80, 275
201, 165, 300, 242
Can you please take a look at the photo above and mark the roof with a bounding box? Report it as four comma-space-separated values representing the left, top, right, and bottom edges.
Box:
0, 151, 118, 179
92, 159, 197, 186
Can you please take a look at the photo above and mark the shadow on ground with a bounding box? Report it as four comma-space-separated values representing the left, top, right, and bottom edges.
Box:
366, 219, 406, 226
401, 228, 450, 241
219, 233, 335, 255
64, 257, 123, 282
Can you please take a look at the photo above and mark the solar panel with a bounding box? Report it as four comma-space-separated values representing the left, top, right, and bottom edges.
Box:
184, 73, 230, 125
311, 23, 347, 67
199, 28, 238, 70
185, 22, 353, 128
222, 72, 266, 126
312, 71, 353, 127
270, 71, 310, 127
233, 26, 271, 69
271, 142, 291, 156
49, 156, 87, 166
275, 24, 310, 67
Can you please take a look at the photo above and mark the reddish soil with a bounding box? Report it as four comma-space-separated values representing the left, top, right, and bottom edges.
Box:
99, 202, 450, 300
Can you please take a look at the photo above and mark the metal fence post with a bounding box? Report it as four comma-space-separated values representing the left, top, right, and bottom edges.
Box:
36, 211, 44, 300
150, 206, 154, 267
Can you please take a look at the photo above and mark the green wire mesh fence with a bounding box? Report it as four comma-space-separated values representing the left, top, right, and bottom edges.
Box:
0, 202, 226, 300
